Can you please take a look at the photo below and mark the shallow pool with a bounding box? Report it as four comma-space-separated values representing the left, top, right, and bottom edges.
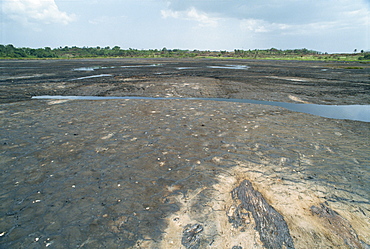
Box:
207, 65, 250, 70
70, 74, 113, 80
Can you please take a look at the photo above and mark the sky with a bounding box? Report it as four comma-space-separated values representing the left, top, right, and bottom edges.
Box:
1, 0, 369, 53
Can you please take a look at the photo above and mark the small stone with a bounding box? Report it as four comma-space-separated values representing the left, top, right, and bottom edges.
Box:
182, 224, 204, 249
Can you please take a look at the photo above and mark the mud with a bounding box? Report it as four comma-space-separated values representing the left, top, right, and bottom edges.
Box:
0, 58, 369, 248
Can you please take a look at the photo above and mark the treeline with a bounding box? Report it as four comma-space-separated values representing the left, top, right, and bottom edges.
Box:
234, 48, 370, 60
1, 44, 369, 60
234, 48, 319, 57
0, 45, 205, 58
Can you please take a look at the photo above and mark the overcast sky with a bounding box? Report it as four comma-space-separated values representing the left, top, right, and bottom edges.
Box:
1, 0, 369, 53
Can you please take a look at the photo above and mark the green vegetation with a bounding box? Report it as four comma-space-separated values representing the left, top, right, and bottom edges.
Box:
358, 53, 370, 60
0, 45, 199, 59
0, 44, 369, 61
343, 67, 364, 69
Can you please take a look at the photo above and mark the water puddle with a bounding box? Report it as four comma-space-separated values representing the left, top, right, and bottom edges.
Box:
73, 64, 162, 71
120, 64, 162, 68
176, 67, 197, 70
73, 66, 114, 71
207, 65, 250, 70
70, 74, 113, 81
0, 73, 55, 80
32, 96, 370, 122
72, 64, 247, 72
176, 65, 250, 70
266, 76, 309, 82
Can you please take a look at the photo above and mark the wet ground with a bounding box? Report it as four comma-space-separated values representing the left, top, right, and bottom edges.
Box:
0, 58, 370, 248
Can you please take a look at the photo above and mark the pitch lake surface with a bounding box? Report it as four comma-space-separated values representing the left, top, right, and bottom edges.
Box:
33, 95, 370, 122
1, 58, 370, 248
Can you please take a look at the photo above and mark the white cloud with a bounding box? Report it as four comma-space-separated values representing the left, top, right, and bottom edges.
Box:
231, 1, 369, 52
161, 7, 219, 27
239, 18, 339, 36
240, 19, 276, 33
165, 0, 370, 29
3, 0, 76, 25
89, 15, 127, 25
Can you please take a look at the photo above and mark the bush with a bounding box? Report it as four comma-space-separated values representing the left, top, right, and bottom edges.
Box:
358, 53, 370, 60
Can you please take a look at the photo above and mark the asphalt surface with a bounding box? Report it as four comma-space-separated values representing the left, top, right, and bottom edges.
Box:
1, 58, 369, 248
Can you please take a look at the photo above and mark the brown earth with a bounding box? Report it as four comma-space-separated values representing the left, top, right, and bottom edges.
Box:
0, 58, 369, 248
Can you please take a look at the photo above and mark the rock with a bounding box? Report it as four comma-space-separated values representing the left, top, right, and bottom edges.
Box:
311, 203, 369, 249
181, 224, 204, 249
233, 180, 295, 249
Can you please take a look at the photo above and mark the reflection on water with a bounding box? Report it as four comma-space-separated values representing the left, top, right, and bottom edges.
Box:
73, 66, 114, 71
70, 74, 113, 81
73, 64, 162, 71
32, 96, 370, 122
176, 64, 250, 70
176, 67, 197, 70
72, 64, 248, 72
207, 65, 250, 70
120, 64, 162, 68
